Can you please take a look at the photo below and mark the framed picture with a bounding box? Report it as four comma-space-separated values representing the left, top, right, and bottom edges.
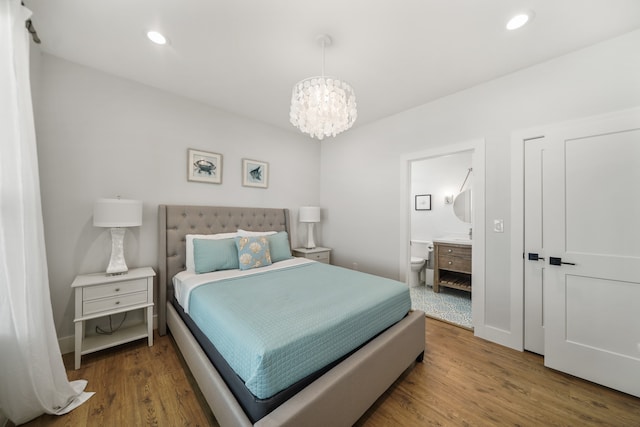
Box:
188, 149, 222, 184
415, 194, 431, 211
242, 159, 268, 188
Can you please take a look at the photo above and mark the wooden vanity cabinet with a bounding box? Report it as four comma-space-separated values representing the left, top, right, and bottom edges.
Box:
433, 242, 472, 293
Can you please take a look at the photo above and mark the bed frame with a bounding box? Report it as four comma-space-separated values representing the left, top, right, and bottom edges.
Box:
157, 205, 425, 426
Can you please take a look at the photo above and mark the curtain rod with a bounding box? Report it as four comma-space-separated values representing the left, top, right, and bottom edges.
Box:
26, 19, 40, 43
21, 1, 41, 44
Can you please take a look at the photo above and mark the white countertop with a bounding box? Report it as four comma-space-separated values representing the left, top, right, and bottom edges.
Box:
433, 236, 472, 246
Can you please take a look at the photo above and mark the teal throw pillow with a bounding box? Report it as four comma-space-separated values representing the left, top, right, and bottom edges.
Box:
235, 236, 272, 270
193, 238, 239, 274
267, 231, 293, 262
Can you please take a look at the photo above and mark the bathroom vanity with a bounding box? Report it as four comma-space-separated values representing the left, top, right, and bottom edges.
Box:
433, 239, 472, 293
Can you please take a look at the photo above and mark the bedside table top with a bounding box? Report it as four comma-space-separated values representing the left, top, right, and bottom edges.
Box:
72, 266, 156, 288
292, 247, 331, 254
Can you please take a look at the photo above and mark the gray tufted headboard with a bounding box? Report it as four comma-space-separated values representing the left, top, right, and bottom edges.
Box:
157, 205, 290, 335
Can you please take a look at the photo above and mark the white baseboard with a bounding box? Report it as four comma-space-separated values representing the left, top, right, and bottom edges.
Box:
58, 334, 75, 355
59, 314, 158, 355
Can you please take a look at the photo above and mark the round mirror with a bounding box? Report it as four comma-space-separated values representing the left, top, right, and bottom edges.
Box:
453, 189, 472, 223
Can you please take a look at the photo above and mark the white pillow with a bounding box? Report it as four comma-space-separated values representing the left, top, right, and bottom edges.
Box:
185, 232, 237, 272
237, 229, 278, 237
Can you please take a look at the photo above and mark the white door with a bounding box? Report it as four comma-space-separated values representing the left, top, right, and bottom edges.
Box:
542, 111, 640, 397
523, 138, 546, 355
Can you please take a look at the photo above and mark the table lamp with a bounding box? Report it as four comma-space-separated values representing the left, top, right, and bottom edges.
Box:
94, 198, 142, 275
299, 206, 321, 249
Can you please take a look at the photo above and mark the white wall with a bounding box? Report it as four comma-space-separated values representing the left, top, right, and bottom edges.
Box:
320, 30, 640, 338
33, 54, 321, 339
411, 151, 473, 243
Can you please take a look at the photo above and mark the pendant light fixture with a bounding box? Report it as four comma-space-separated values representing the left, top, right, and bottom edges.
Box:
290, 34, 357, 140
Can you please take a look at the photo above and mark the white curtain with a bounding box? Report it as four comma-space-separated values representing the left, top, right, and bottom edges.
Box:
0, 1, 93, 424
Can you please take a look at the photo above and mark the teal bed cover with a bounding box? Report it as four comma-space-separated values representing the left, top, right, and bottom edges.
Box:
187, 261, 412, 399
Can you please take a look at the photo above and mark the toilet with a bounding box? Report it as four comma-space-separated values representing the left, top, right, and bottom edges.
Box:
409, 240, 433, 287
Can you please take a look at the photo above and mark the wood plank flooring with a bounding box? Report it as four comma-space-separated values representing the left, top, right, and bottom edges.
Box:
18, 332, 216, 427
357, 319, 640, 426
18, 318, 640, 426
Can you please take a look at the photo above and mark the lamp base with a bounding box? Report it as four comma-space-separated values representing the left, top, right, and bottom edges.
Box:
106, 228, 129, 275
305, 223, 316, 249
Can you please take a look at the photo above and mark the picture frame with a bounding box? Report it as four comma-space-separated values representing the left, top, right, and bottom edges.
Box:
415, 194, 431, 211
188, 149, 222, 184
242, 158, 268, 188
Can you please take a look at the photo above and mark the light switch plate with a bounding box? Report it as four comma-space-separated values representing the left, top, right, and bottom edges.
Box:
494, 219, 504, 233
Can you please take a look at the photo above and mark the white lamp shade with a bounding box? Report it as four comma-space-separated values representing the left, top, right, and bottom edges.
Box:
94, 198, 143, 227
299, 206, 320, 223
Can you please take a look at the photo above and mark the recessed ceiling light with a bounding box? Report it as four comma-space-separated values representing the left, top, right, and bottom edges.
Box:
147, 31, 167, 45
506, 12, 533, 31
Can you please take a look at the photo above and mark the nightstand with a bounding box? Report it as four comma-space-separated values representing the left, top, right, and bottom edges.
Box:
72, 266, 155, 369
292, 247, 332, 264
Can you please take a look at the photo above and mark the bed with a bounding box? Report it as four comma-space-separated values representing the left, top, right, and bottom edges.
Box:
157, 205, 425, 427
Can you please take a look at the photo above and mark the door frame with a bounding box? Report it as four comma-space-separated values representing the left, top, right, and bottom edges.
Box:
510, 107, 640, 351
399, 138, 485, 333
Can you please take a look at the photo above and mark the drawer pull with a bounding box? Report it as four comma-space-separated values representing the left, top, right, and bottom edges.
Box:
115, 288, 120, 292
448, 261, 453, 265
115, 301, 120, 305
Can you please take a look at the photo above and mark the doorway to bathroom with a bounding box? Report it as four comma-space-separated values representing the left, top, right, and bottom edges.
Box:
399, 140, 485, 331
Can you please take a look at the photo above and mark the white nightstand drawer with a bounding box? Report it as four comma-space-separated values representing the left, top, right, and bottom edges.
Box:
83, 291, 147, 316
83, 278, 147, 300
308, 252, 329, 261
292, 247, 332, 265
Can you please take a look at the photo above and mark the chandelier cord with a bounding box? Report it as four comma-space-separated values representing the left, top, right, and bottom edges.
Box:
320, 38, 326, 77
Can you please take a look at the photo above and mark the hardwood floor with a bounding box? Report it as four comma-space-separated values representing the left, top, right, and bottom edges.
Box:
19, 318, 640, 426
18, 332, 216, 427
357, 319, 640, 426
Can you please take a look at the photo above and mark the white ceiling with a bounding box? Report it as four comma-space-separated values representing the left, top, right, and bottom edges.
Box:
24, 0, 640, 134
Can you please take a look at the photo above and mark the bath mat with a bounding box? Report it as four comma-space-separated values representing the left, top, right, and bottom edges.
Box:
410, 285, 472, 329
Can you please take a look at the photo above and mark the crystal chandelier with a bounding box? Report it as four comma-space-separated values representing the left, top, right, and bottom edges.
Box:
290, 35, 357, 140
